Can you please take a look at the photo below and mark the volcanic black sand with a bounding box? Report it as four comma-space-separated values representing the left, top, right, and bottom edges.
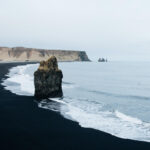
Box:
0, 62, 150, 150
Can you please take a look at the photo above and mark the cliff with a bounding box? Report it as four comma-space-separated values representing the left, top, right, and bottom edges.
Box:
34, 56, 63, 100
0, 47, 90, 62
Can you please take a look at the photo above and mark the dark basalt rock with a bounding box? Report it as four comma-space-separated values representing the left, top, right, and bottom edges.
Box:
34, 56, 63, 100
98, 58, 108, 62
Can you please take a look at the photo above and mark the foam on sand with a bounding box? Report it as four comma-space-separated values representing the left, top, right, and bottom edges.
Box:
38, 96, 150, 142
2, 64, 37, 96
60, 100, 150, 142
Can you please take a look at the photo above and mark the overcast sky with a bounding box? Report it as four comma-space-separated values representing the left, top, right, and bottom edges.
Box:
1, 0, 150, 61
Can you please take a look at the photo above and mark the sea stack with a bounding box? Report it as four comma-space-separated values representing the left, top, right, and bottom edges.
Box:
34, 56, 63, 100
98, 58, 107, 62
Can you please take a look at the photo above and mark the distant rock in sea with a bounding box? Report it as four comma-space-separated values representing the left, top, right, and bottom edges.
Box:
34, 56, 63, 100
0, 47, 90, 62
98, 58, 108, 62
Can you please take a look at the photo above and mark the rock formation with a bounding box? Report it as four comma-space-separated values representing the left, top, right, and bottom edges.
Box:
34, 56, 63, 100
98, 58, 108, 62
0, 47, 90, 62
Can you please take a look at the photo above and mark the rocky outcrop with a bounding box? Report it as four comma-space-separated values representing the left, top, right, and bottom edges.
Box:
34, 56, 63, 100
0, 47, 90, 62
98, 58, 108, 62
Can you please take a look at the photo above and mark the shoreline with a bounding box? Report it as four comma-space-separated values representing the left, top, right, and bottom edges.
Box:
0, 62, 150, 150
0, 60, 91, 64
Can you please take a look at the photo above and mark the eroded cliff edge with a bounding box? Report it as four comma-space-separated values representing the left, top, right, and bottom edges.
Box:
0, 47, 90, 62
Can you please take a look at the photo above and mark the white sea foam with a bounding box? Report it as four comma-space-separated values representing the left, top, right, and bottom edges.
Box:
49, 98, 67, 104
2, 64, 36, 96
38, 96, 150, 142
115, 110, 142, 124
59, 99, 150, 142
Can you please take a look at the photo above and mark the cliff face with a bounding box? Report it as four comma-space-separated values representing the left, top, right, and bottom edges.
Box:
0, 47, 90, 62
34, 56, 63, 100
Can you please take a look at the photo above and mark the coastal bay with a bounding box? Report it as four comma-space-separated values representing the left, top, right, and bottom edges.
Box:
0, 62, 150, 150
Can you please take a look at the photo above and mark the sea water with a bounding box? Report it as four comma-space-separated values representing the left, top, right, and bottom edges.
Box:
2, 62, 150, 142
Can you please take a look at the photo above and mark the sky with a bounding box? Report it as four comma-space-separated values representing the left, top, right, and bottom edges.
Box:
0, 0, 150, 61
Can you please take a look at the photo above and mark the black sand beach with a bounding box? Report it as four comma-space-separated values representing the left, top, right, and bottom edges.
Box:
0, 63, 150, 150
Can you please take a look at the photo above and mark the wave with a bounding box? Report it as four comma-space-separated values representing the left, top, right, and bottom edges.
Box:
63, 81, 74, 85
115, 110, 142, 124
89, 90, 150, 101
38, 97, 150, 142
2, 64, 35, 96
2, 64, 76, 95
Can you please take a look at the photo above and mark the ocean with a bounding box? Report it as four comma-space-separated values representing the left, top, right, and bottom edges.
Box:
2, 62, 150, 142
